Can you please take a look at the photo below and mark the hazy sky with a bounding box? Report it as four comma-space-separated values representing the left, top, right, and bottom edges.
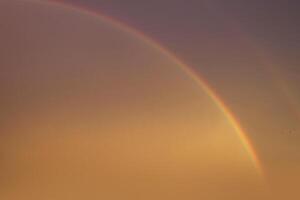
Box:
61, 0, 299, 67
60, 0, 300, 174
54, 2, 300, 199
1, 0, 299, 199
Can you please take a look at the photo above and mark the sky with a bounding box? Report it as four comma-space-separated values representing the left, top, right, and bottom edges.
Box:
61, 0, 299, 68
59, 0, 300, 135
0, 0, 299, 199
60, 0, 300, 189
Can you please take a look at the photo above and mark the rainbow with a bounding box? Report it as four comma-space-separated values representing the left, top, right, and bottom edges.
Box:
27, 0, 265, 179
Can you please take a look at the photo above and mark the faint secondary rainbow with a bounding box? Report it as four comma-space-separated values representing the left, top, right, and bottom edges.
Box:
30, 0, 265, 178
214, 5, 300, 122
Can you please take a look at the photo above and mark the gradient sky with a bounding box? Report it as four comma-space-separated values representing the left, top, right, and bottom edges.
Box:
58, 0, 300, 135
60, 0, 300, 191
1, 0, 299, 199
60, 0, 299, 68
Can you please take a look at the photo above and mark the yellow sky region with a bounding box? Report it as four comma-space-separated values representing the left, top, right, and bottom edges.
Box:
0, 1, 268, 199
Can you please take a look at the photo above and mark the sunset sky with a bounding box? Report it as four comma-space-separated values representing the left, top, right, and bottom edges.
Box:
0, 0, 299, 199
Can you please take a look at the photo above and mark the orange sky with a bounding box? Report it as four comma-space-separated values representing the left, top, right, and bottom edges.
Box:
0, 1, 299, 199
